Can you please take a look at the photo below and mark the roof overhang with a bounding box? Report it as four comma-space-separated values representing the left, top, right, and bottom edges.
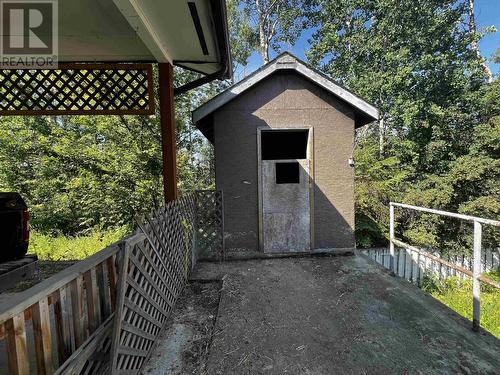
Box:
47, 0, 231, 76
192, 53, 378, 133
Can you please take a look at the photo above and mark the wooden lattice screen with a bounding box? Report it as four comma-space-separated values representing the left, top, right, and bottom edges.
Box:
0, 63, 154, 115
110, 194, 197, 374
195, 190, 225, 260
0, 191, 224, 375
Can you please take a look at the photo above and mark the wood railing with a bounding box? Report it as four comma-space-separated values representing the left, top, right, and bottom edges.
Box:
389, 202, 500, 331
0, 241, 122, 374
0, 191, 224, 374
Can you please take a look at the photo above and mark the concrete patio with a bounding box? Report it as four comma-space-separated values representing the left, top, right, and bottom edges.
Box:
189, 254, 499, 375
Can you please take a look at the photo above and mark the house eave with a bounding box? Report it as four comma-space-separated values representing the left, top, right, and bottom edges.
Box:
50, 0, 232, 78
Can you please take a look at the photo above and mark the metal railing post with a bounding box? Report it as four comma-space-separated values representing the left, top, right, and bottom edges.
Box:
472, 220, 482, 331
390, 203, 395, 274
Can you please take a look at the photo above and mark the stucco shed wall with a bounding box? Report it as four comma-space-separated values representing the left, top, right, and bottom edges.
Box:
213, 71, 355, 252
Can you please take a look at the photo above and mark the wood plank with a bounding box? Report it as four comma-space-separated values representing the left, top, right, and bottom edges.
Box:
411, 251, 418, 283
84, 268, 101, 332
54, 286, 74, 363
110, 242, 131, 375
107, 255, 118, 310
117, 345, 148, 358
120, 321, 155, 341
32, 297, 54, 375
71, 275, 86, 347
5, 313, 29, 375
99, 261, 113, 318
397, 249, 403, 276
54, 314, 114, 375
0, 243, 121, 323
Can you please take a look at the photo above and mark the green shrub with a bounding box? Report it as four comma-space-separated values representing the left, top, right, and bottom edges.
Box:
29, 227, 128, 261
422, 273, 500, 338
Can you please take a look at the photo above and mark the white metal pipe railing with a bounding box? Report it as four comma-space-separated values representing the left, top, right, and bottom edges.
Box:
389, 202, 500, 332
390, 202, 500, 227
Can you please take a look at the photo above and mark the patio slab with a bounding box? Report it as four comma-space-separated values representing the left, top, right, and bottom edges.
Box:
191, 254, 499, 375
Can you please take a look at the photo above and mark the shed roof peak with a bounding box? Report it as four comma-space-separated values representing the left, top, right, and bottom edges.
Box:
192, 51, 379, 135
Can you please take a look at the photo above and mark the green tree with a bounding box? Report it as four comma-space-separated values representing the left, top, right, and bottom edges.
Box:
229, 0, 305, 64
306, 0, 486, 167
401, 80, 500, 254
0, 66, 216, 235
306, 0, 496, 250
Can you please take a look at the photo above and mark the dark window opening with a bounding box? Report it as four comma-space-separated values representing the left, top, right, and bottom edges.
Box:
276, 162, 300, 184
261, 130, 309, 160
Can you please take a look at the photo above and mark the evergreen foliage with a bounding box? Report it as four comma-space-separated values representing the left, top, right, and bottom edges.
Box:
305, 0, 499, 251
0, 67, 218, 235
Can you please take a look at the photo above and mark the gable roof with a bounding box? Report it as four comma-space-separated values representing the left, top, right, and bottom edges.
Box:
192, 52, 379, 132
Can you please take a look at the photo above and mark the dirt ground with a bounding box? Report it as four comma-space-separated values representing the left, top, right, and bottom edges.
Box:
0, 260, 75, 306
190, 255, 499, 375
9, 261, 75, 291
142, 282, 221, 375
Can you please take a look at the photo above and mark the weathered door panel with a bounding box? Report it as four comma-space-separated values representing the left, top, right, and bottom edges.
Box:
262, 159, 310, 253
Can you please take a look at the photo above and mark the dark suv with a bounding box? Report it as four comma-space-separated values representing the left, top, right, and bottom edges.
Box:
0, 193, 30, 261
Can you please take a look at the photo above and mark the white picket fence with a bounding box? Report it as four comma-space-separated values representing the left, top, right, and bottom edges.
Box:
362, 247, 499, 284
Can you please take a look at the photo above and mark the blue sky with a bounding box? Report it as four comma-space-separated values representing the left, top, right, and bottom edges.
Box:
235, 0, 499, 80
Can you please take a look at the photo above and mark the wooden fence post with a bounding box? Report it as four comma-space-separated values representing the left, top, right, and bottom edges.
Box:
390, 203, 395, 273
472, 220, 482, 331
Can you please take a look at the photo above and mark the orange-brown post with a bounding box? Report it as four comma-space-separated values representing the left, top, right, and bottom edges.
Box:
158, 63, 178, 203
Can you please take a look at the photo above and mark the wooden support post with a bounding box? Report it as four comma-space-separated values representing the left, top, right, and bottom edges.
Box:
389, 203, 395, 273
472, 220, 482, 331
159, 63, 178, 203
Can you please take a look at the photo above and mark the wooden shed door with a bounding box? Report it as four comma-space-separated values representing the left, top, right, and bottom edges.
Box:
259, 129, 311, 253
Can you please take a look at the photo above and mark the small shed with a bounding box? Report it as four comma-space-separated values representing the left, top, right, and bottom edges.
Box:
192, 53, 379, 253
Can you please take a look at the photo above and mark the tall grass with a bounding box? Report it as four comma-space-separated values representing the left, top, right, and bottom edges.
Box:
422, 271, 500, 338
29, 227, 128, 261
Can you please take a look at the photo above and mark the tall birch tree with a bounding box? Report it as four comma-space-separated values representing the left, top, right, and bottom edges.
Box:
230, 0, 305, 64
